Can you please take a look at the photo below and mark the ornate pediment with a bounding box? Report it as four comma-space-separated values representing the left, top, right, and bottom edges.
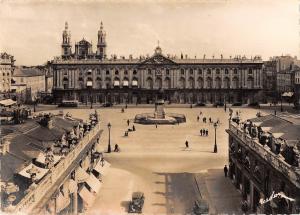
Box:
140, 54, 177, 66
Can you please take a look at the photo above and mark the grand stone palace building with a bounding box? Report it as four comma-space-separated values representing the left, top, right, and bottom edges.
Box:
51, 22, 264, 104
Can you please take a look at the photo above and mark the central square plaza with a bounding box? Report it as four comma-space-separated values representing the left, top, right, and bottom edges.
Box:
61, 107, 262, 214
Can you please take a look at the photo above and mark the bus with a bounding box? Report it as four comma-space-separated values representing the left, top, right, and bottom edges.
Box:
58, 100, 79, 107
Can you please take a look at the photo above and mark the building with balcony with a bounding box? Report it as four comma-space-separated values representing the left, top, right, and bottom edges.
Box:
51, 22, 264, 105
0, 52, 15, 93
0, 111, 105, 214
227, 113, 300, 214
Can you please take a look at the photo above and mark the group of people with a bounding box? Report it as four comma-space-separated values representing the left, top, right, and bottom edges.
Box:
200, 129, 209, 136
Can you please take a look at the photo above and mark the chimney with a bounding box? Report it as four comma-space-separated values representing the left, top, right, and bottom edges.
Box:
40, 114, 54, 129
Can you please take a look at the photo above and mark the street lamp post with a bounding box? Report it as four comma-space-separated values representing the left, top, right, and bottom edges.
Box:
213, 122, 218, 153
107, 122, 111, 153
90, 88, 93, 109
33, 97, 37, 112
280, 91, 283, 112
224, 94, 227, 112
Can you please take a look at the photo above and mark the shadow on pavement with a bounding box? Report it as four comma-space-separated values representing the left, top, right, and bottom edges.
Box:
120, 200, 130, 212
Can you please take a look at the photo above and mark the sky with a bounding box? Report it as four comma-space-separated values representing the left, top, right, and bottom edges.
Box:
0, 0, 299, 66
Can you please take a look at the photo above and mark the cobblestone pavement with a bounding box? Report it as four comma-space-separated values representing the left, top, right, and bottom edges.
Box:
46, 107, 263, 214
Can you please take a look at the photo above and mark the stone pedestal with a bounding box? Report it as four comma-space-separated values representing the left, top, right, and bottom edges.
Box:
155, 100, 165, 119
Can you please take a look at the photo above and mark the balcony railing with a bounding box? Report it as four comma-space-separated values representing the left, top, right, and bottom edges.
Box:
228, 122, 300, 188
7, 123, 101, 213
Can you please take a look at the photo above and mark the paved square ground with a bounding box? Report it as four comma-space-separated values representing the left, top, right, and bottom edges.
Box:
60, 107, 261, 214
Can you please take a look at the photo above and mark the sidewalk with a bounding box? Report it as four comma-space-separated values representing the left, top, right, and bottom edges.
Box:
195, 169, 242, 215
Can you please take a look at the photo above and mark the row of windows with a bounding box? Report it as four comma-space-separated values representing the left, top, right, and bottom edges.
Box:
62, 69, 259, 78
61, 68, 258, 76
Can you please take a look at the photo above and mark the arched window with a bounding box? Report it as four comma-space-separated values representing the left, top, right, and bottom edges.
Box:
188, 77, 194, 88
179, 77, 185, 89
216, 68, 220, 75
155, 77, 162, 89
215, 77, 221, 89
197, 77, 204, 88
189, 69, 193, 75
133, 70, 137, 75
198, 69, 202, 75
96, 77, 102, 88
206, 77, 212, 88
223, 77, 230, 89
232, 77, 239, 89
164, 77, 171, 88
63, 77, 69, 89
146, 77, 153, 89
148, 69, 152, 75
115, 70, 119, 75
105, 77, 111, 89
207, 69, 211, 75
247, 77, 254, 88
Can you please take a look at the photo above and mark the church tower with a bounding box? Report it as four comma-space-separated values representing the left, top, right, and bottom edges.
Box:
62, 22, 72, 58
96, 22, 107, 60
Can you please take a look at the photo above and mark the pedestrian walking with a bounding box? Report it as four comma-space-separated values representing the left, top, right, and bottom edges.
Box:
114, 144, 120, 152
155, 123, 158, 128
209, 117, 212, 123
199, 111, 202, 115
127, 119, 130, 126
205, 129, 208, 136
185, 140, 189, 148
132, 125, 135, 131
125, 104, 128, 109
200, 129, 203, 136
197, 116, 200, 122
100, 157, 105, 167
224, 165, 228, 177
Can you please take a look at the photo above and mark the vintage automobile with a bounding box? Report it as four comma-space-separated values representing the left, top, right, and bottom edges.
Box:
128, 192, 145, 213
192, 199, 209, 215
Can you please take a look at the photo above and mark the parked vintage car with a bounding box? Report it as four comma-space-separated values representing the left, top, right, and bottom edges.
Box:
128, 192, 145, 213
102, 102, 113, 107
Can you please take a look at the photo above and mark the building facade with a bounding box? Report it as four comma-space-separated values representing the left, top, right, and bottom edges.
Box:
0, 52, 15, 93
12, 67, 46, 102
51, 22, 264, 104
227, 114, 300, 213
294, 66, 300, 109
0, 112, 105, 214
